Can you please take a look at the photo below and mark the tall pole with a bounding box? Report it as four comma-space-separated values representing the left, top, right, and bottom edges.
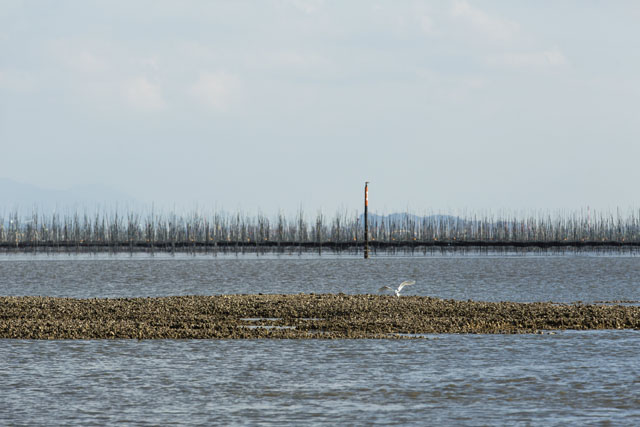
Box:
364, 181, 369, 259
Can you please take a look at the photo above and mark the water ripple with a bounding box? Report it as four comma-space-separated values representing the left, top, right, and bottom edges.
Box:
1, 332, 639, 425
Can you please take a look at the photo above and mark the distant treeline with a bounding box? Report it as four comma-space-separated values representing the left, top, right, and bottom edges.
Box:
1, 208, 640, 254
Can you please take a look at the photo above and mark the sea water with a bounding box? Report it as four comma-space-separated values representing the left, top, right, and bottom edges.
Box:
1, 254, 639, 425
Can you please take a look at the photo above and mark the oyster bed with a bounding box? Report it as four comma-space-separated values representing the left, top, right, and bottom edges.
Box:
1, 294, 639, 339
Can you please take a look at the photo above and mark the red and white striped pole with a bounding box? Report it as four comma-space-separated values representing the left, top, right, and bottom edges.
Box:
364, 181, 369, 259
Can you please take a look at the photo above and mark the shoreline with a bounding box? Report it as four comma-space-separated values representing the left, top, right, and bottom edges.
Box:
2, 294, 639, 339
2, 239, 640, 254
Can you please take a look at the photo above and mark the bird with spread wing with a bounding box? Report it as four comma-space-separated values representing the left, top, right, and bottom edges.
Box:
378, 280, 416, 297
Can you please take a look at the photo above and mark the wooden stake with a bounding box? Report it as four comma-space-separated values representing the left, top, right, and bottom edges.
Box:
364, 181, 369, 259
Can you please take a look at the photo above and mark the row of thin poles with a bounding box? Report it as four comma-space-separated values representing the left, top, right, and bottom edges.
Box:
1, 207, 640, 248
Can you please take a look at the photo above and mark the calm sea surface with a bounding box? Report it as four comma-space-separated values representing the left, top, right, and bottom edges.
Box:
1, 253, 639, 425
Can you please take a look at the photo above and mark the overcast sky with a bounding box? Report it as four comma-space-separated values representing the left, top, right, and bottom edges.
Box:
1, 1, 640, 215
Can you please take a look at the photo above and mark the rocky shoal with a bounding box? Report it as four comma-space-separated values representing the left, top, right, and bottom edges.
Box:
1, 294, 639, 339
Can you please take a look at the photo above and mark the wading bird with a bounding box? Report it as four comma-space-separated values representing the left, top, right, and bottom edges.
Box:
378, 280, 416, 297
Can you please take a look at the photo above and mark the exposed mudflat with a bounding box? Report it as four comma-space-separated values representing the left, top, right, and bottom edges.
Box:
1, 294, 639, 339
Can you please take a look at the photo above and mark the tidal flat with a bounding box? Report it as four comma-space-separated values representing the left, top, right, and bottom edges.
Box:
2, 294, 639, 339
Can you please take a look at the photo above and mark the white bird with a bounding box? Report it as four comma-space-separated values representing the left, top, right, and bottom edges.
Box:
378, 280, 416, 297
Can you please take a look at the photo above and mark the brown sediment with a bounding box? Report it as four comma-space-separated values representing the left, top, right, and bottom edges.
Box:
1, 294, 639, 340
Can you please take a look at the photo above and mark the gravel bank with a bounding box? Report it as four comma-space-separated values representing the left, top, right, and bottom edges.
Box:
1, 294, 639, 339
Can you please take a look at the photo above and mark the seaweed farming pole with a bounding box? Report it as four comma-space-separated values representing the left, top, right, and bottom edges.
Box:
364, 181, 370, 259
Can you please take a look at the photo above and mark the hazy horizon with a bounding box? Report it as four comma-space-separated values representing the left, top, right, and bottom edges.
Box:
1, 174, 637, 222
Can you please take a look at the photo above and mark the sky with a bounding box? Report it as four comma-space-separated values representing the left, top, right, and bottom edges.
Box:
1, 0, 640, 216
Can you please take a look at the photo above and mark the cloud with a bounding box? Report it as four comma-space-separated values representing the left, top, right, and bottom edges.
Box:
138, 56, 160, 72
47, 40, 110, 74
245, 50, 331, 74
0, 69, 36, 92
418, 14, 436, 35
283, 0, 325, 14
124, 77, 166, 111
189, 71, 241, 111
452, 0, 519, 42
67, 51, 108, 73
487, 47, 569, 68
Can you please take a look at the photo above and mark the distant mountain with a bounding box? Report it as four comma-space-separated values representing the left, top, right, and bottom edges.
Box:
358, 212, 466, 225
0, 178, 138, 214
